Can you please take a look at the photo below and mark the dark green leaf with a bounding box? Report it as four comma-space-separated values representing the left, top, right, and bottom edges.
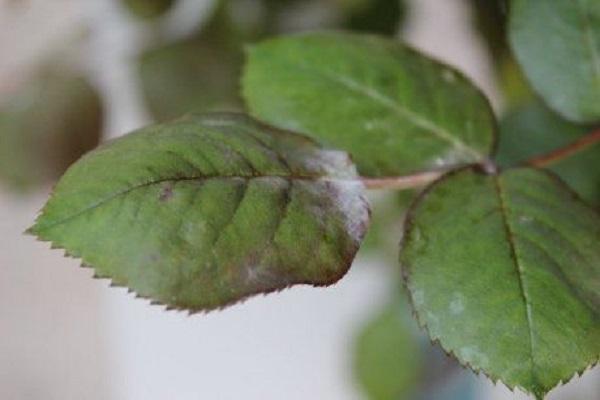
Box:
139, 37, 242, 121
509, 0, 600, 123
138, 2, 244, 121
354, 299, 422, 400
0, 67, 103, 190
469, 0, 509, 63
497, 101, 600, 206
342, 0, 405, 35
243, 32, 497, 178
401, 167, 600, 398
29, 113, 370, 312
121, 0, 176, 19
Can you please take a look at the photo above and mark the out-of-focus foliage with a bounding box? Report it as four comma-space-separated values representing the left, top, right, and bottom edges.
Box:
341, 0, 405, 35
139, 3, 244, 121
0, 66, 103, 191
355, 294, 480, 400
468, 0, 508, 64
509, 0, 600, 123
138, 0, 407, 122
121, 0, 177, 20
497, 101, 600, 206
355, 298, 422, 400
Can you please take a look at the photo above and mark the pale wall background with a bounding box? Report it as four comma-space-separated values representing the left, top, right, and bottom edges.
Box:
0, 1, 598, 399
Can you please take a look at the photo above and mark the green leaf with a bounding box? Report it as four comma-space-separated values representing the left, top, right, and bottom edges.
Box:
400, 167, 600, 398
354, 299, 422, 400
497, 101, 600, 206
29, 113, 370, 312
242, 32, 497, 178
509, 0, 600, 123
121, 0, 176, 19
0, 67, 103, 190
342, 0, 405, 35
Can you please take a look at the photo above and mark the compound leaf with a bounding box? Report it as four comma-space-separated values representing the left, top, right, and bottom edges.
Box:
400, 167, 600, 398
509, 0, 600, 123
242, 32, 497, 178
29, 113, 370, 312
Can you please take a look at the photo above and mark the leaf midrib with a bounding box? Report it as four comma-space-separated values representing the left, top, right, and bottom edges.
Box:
258, 59, 484, 160
493, 176, 538, 387
34, 174, 349, 233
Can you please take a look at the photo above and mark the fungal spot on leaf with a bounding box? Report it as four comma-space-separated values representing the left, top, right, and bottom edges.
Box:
159, 184, 174, 202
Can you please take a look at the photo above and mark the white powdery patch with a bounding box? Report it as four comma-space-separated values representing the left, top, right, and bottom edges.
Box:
459, 346, 489, 369
310, 149, 357, 179
309, 149, 370, 245
450, 292, 465, 315
428, 146, 475, 168
327, 179, 370, 245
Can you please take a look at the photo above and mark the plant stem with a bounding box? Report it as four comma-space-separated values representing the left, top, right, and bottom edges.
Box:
360, 128, 600, 191
525, 128, 600, 168
361, 170, 443, 190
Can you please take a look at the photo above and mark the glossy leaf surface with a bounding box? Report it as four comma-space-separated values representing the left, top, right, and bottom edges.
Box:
243, 32, 497, 177
30, 113, 370, 312
509, 0, 600, 123
497, 101, 600, 206
401, 167, 600, 398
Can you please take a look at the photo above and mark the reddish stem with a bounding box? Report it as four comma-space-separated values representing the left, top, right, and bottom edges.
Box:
361, 128, 600, 191
525, 128, 600, 168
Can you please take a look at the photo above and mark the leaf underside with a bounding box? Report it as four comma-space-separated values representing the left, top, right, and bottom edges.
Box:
30, 113, 370, 312
401, 167, 600, 398
509, 0, 600, 123
242, 32, 497, 178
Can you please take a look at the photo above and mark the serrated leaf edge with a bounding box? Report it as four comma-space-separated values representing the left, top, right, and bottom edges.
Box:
399, 165, 600, 399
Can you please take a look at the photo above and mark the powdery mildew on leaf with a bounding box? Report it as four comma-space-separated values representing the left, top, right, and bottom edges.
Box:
29, 113, 370, 312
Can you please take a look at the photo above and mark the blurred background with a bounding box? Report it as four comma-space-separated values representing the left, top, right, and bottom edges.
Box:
0, 1, 598, 399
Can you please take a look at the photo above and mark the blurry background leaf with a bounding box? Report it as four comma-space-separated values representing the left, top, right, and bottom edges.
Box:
354, 297, 422, 400
121, 0, 177, 20
138, 2, 244, 121
508, 0, 600, 123
468, 0, 508, 65
340, 0, 405, 35
262, 0, 405, 35
0, 66, 103, 191
354, 293, 480, 400
466, 0, 537, 109
497, 101, 600, 206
